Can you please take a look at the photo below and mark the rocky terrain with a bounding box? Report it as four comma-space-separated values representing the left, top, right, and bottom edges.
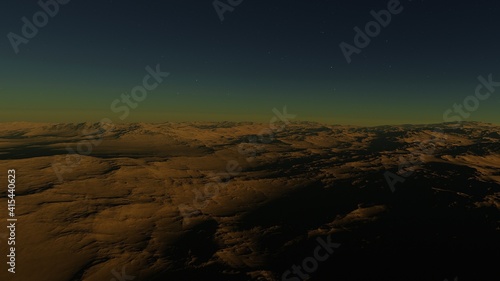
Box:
0, 121, 498, 281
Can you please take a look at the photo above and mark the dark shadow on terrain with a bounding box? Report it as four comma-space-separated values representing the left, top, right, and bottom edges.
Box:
286, 162, 498, 280
0, 145, 67, 160
149, 160, 499, 281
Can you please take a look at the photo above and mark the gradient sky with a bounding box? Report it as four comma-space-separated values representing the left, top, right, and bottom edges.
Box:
1, 0, 499, 125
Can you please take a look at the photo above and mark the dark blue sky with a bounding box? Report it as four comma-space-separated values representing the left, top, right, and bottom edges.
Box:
1, 0, 499, 125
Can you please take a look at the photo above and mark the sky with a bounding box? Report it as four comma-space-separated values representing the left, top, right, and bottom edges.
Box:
1, 0, 499, 125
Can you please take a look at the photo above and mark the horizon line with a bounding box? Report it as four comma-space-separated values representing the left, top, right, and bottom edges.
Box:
1, 120, 499, 128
